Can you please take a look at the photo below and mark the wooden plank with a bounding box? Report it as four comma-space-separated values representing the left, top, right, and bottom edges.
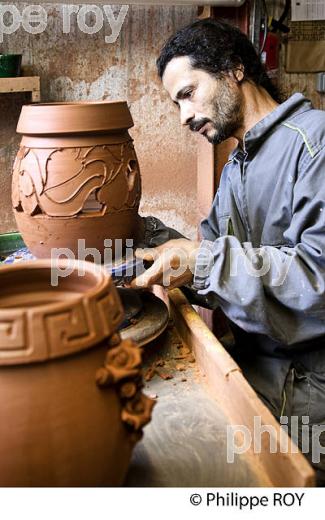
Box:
31, 89, 41, 103
169, 288, 315, 487
0, 77, 40, 96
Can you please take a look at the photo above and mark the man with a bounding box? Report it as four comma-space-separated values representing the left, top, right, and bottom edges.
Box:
133, 18, 325, 484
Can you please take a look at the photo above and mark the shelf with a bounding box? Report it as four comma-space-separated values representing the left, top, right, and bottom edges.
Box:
0, 76, 40, 102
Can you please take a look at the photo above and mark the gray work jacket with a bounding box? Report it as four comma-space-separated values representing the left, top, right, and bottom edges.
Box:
197, 93, 325, 352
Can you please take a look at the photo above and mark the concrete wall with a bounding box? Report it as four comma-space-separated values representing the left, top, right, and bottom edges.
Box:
0, 3, 198, 238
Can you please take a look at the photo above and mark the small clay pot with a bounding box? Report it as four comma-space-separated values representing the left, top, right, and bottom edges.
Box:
12, 102, 142, 259
0, 260, 154, 486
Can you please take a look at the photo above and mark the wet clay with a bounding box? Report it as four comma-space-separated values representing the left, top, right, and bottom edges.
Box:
0, 260, 154, 486
12, 102, 141, 259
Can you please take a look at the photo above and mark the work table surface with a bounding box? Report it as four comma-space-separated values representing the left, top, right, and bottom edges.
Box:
125, 321, 260, 487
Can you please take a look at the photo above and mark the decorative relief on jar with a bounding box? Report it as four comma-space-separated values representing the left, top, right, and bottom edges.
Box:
12, 142, 141, 219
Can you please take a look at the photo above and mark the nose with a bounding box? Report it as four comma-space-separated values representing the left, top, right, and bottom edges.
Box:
180, 102, 195, 126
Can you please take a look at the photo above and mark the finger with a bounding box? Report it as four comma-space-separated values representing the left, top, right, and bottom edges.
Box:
167, 271, 194, 290
131, 273, 162, 289
131, 259, 163, 288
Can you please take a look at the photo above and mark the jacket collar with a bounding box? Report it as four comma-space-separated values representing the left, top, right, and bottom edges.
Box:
229, 93, 313, 159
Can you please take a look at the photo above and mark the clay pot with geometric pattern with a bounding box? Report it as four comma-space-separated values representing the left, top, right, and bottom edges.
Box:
0, 259, 154, 486
12, 101, 142, 259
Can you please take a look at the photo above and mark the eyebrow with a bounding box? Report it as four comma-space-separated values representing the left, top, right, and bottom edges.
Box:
174, 85, 194, 102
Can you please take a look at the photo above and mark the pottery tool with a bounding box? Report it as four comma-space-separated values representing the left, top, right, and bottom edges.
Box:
108, 257, 153, 286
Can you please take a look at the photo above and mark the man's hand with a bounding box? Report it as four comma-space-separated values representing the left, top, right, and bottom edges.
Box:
131, 238, 200, 289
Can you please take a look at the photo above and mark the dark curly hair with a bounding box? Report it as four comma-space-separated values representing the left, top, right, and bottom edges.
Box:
157, 18, 281, 103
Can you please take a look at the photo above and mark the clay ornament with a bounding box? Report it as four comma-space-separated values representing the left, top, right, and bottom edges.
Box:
0, 259, 155, 486
12, 102, 142, 259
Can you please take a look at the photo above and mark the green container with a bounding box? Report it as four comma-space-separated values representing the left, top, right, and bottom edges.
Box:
0, 54, 22, 78
0, 232, 25, 262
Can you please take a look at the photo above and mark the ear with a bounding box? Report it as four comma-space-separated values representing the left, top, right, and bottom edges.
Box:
233, 65, 244, 83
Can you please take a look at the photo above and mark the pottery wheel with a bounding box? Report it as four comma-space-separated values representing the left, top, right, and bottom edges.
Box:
117, 288, 169, 347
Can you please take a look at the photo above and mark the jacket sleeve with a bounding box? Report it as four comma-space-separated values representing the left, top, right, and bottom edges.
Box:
197, 147, 325, 345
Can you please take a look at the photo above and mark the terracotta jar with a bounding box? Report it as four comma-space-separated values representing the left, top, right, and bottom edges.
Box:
12, 102, 141, 259
0, 260, 154, 486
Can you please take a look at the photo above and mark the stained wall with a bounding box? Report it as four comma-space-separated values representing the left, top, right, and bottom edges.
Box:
0, 3, 198, 238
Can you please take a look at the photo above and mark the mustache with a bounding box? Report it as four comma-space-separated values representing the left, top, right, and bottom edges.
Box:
189, 118, 212, 133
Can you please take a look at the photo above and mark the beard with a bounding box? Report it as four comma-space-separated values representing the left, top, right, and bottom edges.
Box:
190, 82, 243, 145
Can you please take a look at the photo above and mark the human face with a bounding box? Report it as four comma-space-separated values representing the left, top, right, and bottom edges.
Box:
162, 56, 243, 144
